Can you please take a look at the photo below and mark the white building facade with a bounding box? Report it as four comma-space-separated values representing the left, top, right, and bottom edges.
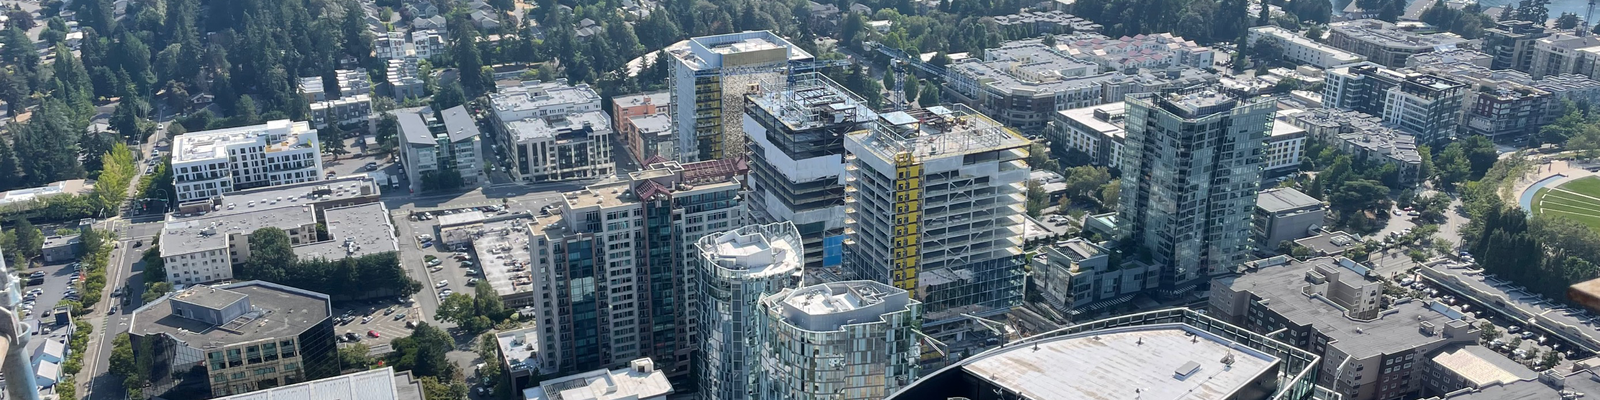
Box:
171, 120, 323, 202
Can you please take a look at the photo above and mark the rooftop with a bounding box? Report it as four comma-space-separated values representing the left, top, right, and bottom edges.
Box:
767, 280, 916, 333
988, 10, 1102, 32
850, 104, 1030, 162
1221, 257, 1470, 359
1430, 345, 1537, 388
0, 179, 91, 206
957, 324, 1279, 400
293, 203, 398, 261
745, 72, 876, 132
1428, 368, 1600, 399
1294, 231, 1362, 255
612, 91, 670, 109
670, 31, 813, 72
1406, 49, 1494, 68
696, 222, 804, 279
160, 176, 381, 256
398, 110, 432, 146
441, 105, 481, 142
216, 367, 425, 400
130, 281, 332, 347
506, 111, 611, 143
1257, 187, 1322, 213
173, 120, 316, 164
1249, 25, 1367, 65
523, 359, 672, 400
488, 80, 602, 120
496, 326, 540, 374
1287, 108, 1422, 164
1056, 101, 1126, 138
160, 206, 317, 255
626, 114, 672, 136
1331, 19, 1469, 50
948, 42, 1109, 97
473, 218, 536, 297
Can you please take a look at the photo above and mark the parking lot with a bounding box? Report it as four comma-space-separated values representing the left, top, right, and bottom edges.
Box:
333, 296, 423, 353
1399, 272, 1585, 372
22, 260, 84, 333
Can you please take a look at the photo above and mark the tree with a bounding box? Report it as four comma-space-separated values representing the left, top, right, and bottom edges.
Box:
321, 125, 350, 159
12, 219, 43, 261
1025, 179, 1048, 217
432, 81, 467, 111
239, 227, 294, 283
435, 293, 477, 326
109, 333, 136, 378
1099, 180, 1122, 211
918, 83, 940, 107
421, 377, 469, 400
339, 343, 372, 371
389, 323, 456, 379
1515, 0, 1550, 24
1557, 12, 1582, 29
1479, 321, 1500, 342
1062, 166, 1113, 201
375, 114, 400, 153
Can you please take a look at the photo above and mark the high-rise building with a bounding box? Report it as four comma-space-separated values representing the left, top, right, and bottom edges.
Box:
888, 308, 1336, 400
694, 221, 804, 400
743, 73, 877, 269
528, 159, 745, 381
129, 281, 339, 399
757, 280, 922, 400
667, 31, 814, 163
1117, 88, 1273, 294
843, 104, 1030, 330
171, 120, 324, 202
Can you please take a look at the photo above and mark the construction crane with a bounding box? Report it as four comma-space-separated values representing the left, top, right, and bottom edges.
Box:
1584, 0, 1597, 36
891, 59, 909, 111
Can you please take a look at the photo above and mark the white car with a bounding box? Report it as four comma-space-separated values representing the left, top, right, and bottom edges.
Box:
436, 280, 449, 288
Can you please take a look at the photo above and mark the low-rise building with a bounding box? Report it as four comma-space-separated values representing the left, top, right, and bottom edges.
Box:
495, 326, 541, 390
1421, 345, 1536, 396
1529, 33, 1600, 80
988, 10, 1102, 36
1030, 239, 1156, 315
944, 41, 1112, 133
385, 58, 425, 99
1266, 110, 1308, 177
611, 91, 670, 164
1248, 25, 1368, 68
1048, 101, 1125, 169
522, 359, 672, 400
1254, 187, 1325, 250
40, 235, 80, 263
1328, 19, 1469, 68
1422, 363, 1600, 399
1294, 231, 1362, 256
1211, 256, 1477, 400
889, 308, 1329, 400
308, 93, 372, 129
291, 202, 398, 261
489, 80, 614, 182
212, 367, 425, 400
396, 106, 482, 193
1406, 49, 1494, 69
129, 281, 338, 399
1287, 109, 1422, 185
1056, 32, 1215, 71
159, 176, 381, 285
0, 180, 91, 210
171, 120, 323, 202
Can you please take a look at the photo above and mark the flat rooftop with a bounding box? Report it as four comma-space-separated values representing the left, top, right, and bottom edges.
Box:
1257, 187, 1322, 213
1430, 345, 1537, 388
1431, 368, 1600, 399
294, 203, 398, 261
473, 218, 536, 297
130, 281, 332, 346
173, 120, 315, 163
626, 114, 672, 135
960, 324, 1279, 400
948, 42, 1111, 97
769, 280, 915, 332
612, 91, 670, 109
496, 327, 540, 374
671, 31, 813, 71
161, 207, 317, 256
217, 367, 425, 400
523, 359, 672, 400
489, 80, 602, 120
169, 176, 381, 222
1222, 257, 1467, 360
1424, 260, 1600, 353
507, 111, 610, 143
851, 104, 1030, 162
1056, 101, 1125, 137
746, 73, 876, 132
1331, 19, 1468, 50
698, 223, 803, 279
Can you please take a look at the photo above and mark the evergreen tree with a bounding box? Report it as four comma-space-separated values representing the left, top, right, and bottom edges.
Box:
0, 139, 19, 191
13, 101, 86, 186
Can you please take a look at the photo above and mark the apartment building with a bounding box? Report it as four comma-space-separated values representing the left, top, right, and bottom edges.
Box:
756, 280, 922, 400
1328, 20, 1468, 67
385, 58, 425, 99
667, 31, 813, 162
988, 10, 1102, 37
1056, 32, 1216, 71
489, 80, 614, 182
397, 107, 482, 192
1481, 20, 1550, 72
943, 41, 1111, 133
695, 221, 804, 400
1266, 110, 1309, 177
1048, 101, 1125, 169
1529, 33, 1600, 79
528, 159, 744, 381
1211, 256, 1476, 400
129, 281, 338, 399
1030, 238, 1157, 314
171, 120, 323, 202
843, 104, 1030, 331
158, 176, 381, 285
743, 74, 876, 269
308, 94, 373, 129
612, 91, 671, 164
1117, 88, 1273, 294
1324, 63, 1465, 145
523, 359, 672, 400
1405, 49, 1494, 69
1254, 187, 1326, 250
1248, 25, 1368, 68
1287, 109, 1423, 185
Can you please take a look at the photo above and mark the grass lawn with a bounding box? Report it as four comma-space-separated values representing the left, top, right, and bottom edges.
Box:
1531, 176, 1600, 232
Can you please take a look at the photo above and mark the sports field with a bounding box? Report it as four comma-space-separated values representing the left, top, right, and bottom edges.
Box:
1530, 176, 1600, 232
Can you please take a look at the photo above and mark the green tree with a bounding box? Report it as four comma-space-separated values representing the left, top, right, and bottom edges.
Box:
421, 376, 469, 400
389, 323, 457, 379
12, 219, 43, 261
240, 227, 294, 283
1099, 180, 1122, 211
433, 81, 467, 111
1025, 179, 1048, 217
321, 124, 350, 159
1062, 165, 1113, 201
340, 343, 373, 371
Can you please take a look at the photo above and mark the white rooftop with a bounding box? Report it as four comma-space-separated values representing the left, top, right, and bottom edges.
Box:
703, 227, 802, 278
173, 120, 313, 163
523, 359, 672, 400
961, 324, 1279, 400
216, 367, 423, 400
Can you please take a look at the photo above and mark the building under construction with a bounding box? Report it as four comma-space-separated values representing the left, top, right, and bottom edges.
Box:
842, 103, 1031, 336
666, 31, 815, 163
743, 73, 877, 269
